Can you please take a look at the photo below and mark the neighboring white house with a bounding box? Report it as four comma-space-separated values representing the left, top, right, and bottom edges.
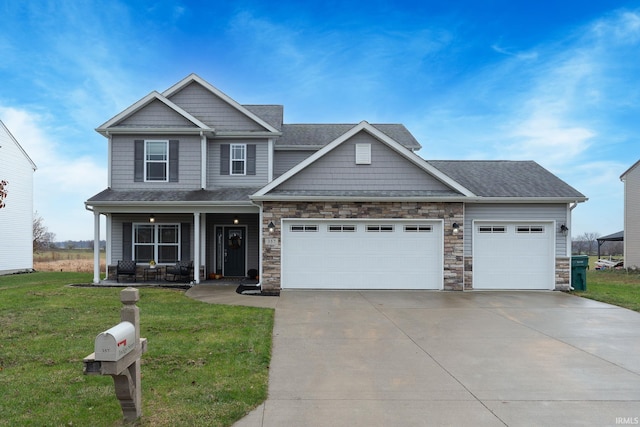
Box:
621, 160, 640, 269
0, 120, 37, 275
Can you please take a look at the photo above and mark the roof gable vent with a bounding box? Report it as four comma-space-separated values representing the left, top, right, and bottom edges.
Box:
355, 143, 371, 165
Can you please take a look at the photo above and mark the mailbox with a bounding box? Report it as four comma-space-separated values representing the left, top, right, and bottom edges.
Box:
94, 321, 136, 361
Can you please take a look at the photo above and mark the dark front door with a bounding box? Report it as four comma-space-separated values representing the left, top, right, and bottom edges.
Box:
222, 227, 246, 277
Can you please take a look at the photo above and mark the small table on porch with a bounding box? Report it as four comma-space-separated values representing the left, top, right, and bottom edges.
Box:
144, 266, 162, 282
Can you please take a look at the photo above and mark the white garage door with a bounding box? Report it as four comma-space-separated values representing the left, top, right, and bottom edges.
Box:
281, 220, 443, 289
473, 222, 555, 290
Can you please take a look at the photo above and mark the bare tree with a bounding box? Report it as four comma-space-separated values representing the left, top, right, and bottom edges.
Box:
33, 211, 56, 252
574, 232, 601, 256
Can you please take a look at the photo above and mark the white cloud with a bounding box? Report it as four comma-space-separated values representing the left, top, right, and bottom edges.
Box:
0, 106, 106, 240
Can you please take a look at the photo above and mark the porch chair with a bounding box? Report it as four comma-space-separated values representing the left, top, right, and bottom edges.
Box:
116, 260, 137, 283
165, 260, 193, 282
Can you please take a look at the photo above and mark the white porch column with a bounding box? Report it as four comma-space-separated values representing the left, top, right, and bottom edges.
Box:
193, 212, 201, 284
93, 211, 101, 283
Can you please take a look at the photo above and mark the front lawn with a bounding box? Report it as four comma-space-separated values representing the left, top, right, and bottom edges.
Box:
0, 272, 274, 426
576, 269, 640, 312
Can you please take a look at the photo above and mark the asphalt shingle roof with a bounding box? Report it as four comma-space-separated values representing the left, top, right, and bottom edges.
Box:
428, 160, 586, 198
87, 187, 261, 203
277, 124, 421, 150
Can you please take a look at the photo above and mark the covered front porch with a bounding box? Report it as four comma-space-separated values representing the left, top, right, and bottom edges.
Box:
88, 205, 262, 285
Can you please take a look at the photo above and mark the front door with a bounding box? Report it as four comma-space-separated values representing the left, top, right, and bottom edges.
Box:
217, 227, 246, 277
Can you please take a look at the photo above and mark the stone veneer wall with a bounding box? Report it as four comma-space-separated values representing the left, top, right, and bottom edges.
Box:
555, 257, 570, 290
261, 201, 464, 293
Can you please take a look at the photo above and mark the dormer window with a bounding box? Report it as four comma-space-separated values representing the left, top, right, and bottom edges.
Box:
231, 144, 246, 175
145, 140, 168, 181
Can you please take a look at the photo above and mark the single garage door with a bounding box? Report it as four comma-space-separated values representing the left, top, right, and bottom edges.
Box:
281, 220, 443, 289
473, 221, 555, 290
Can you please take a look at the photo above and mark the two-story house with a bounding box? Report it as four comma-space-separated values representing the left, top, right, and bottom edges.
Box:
0, 119, 37, 275
86, 74, 586, 292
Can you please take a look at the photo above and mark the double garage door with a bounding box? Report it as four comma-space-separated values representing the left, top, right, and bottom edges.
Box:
281, 220, 443, 289
473, 221, 555, 290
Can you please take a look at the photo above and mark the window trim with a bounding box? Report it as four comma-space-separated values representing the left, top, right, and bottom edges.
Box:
132, 222, 181, 264
366, 225, 395, 232
230, 143, 247, 176
144, 140, 169, 182
328, 225, 357, 232
290, 225, 318, 232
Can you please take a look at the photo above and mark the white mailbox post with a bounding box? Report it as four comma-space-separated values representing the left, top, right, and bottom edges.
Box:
83, 288, 147, 422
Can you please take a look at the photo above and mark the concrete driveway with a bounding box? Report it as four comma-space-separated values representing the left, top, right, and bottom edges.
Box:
232, 290, 640, 426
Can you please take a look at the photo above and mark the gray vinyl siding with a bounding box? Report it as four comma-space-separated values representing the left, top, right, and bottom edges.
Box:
111, 134, 201, 190
207, 139, 269, 187
274, 150, 316, 177
464, 203, 569, 256
118, 99, 198, 127
276, 132, 452, 192
167, 82, 266, 131
624, 165, 640, 268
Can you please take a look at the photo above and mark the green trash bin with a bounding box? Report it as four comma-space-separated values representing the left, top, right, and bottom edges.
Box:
571, 255, 589, 291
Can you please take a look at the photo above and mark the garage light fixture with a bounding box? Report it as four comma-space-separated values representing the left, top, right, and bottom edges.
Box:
560, 224, 569, 235
268, 221, 276, 233
149, 215, 155, 223
233, 217, 239, 225
452, 223, 460, 235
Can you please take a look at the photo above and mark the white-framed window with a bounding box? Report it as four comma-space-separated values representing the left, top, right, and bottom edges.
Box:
367, 225, 394, 232
290, 225, 318, 232
478, 225, 506, 233
328, 225, 357, 232
230, 144, 246, 175
145, 140, 169, 181
133, 223, 180, 263
404, 225, 433, 232
516, 225, 545, 234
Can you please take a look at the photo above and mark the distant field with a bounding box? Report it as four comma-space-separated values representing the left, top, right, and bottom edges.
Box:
33, 249, 105, 273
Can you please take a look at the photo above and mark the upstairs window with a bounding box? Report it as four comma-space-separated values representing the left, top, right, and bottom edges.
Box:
231, 144, 246, 175
145, 140, 168, 181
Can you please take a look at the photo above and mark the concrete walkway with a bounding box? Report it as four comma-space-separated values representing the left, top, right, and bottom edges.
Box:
187, 287, 640, 426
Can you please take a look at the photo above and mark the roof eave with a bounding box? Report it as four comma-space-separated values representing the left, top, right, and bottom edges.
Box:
96, 127, 215, 137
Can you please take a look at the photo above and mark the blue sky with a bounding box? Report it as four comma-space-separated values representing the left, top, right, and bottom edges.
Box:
1, 0, 639, 241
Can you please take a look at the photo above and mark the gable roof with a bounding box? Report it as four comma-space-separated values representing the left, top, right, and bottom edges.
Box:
428, 160, 587, 200
620, 159, 640, 181
162, 74, 281, 134
277, 123, 421, 150
96, 91, 212, 136
0, 120, 37, 170
253, 121, 474, 200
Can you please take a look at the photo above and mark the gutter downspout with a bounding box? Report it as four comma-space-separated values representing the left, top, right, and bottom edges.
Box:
567, 202, 579, 291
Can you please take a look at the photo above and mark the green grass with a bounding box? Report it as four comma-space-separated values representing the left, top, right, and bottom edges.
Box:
574, 268, 640, 312
0, 272, 274, 426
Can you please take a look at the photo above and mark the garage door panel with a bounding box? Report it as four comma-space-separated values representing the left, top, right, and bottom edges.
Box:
282, 220, 442, 289
474, 222, 554, 290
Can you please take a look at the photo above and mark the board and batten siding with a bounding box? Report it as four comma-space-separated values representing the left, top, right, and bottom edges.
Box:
167, 82, 266, 131
464, 203, 569, 257
111, 135, 201, 190
624, 163, 640, 268
273, 150, 316, 178
110, 214, 194, 263
0, 122, 35, 273
276, 132, 451, 192
207, 139, 269, 187
118, 99, 198, 128
205, 213, 260, 276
